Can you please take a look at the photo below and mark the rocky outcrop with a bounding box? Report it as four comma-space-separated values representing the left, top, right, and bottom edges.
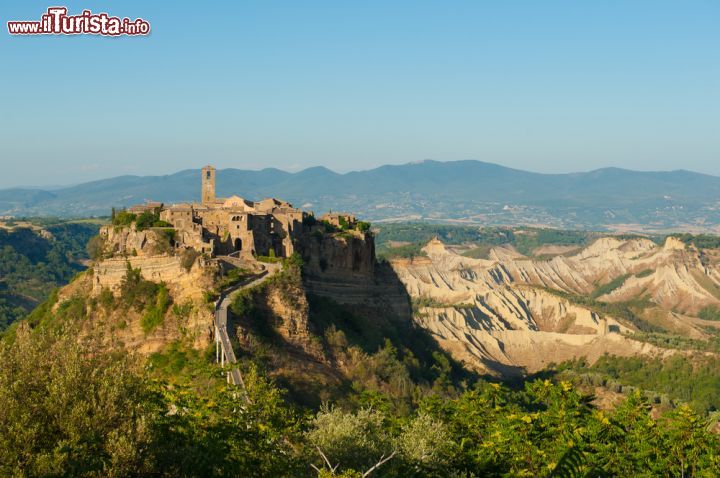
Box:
92, 254, 214, 301
300, 230, 378, 304
416, 236, 720, 314
390, 236, 720, 375
301, 230, 375, 278
99, 225, 174, 257
56, 267, 215, 355
597, 238, 719, 311
429, 285, 629, 335
299, 232, 413, 319
73, 250, 234, 355
417, 324, 674, 377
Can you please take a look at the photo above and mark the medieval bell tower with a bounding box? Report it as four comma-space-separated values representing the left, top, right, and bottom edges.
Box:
201, 165, 216, 204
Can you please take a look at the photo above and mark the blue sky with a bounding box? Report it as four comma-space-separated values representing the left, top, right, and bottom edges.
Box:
1, 1, 719, 188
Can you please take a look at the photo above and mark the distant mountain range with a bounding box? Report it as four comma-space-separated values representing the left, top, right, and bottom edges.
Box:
2, 160, 720, 232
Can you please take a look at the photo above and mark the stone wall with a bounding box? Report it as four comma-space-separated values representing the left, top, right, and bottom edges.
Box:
92, 255, 201, 295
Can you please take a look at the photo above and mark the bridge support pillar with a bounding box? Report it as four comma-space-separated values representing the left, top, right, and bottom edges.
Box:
215, 326, 219, 363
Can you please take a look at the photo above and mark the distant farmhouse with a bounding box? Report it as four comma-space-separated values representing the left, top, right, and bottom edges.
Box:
125, 165, 355, 258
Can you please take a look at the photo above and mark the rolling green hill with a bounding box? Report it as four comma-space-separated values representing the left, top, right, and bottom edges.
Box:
0, 219, 101, 331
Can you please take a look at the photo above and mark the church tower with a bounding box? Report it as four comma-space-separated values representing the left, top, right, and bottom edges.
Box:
201, 165, 216, 204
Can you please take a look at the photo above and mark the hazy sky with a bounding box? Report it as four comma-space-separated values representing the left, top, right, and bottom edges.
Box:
1, 1, 719, 188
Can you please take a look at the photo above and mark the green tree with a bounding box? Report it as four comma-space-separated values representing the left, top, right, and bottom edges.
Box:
397, 413, 454, 475
660, 404, 718, 477
86, 234, 107, 260
112, 211, 137, 226
356, 221, 371, 233
0, 327, 159, 477
153, 364, 304, 477
306, 406, 394, 475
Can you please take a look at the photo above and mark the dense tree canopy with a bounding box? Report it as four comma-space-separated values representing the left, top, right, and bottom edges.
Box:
0, 222, 99, 330
2, 326, 719, 477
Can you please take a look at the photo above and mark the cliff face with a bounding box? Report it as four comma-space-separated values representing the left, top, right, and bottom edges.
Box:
34, 224, 442, 409
92, 255, 209, 298
99, 225, 174, 257
246, 269, 320, 357
482, 236, 719, 313
300, 231, 375, 303
298, 230, 412, 318
67, 226, 382, 361
389, 237, 720, 376
54, 265, 216, 355
301, 230, 375, 278
406, 237, 720, 315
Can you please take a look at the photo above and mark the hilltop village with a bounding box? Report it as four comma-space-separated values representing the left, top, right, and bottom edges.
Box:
102, 165, 363, 260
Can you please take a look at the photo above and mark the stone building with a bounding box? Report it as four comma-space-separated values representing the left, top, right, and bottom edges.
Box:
147, 165, 308, 258
321, 212, 357, 229
127, 201, 164, 215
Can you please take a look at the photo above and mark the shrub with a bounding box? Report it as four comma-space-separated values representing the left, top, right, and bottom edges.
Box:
303, 214, 317, 227
54, 295, 87, 322
230, 289, 255, 317
378, 243, 428, 261
203, 290, 219, 304
306, 406, 392, 474
698, 305, 720, 321
257, 255, 282, 264
398, 413, 453, 469
131, 208, 172, 231
180, 248, 200, 272
118, 264, 172, 333
150, 229, 176, 255
86, 235, 107, 260
286, 252, 304, 269
322, 221, 338, 233
135, 211, 157, 231
172, 301, 193, 321
0, 329, 160, 476
112, 211, 136, 226
98, 287, 115, 312
356, 221, 371, 233
119, 263, 156, 311
218, 267, 252, 289
140, 283, 171, 334
590, 274, 630, 299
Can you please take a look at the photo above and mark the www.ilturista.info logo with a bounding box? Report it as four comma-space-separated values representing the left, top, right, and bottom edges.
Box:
7, 7, 150, 36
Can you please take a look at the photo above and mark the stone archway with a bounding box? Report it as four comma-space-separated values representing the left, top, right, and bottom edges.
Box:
234, 238, 242, 251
